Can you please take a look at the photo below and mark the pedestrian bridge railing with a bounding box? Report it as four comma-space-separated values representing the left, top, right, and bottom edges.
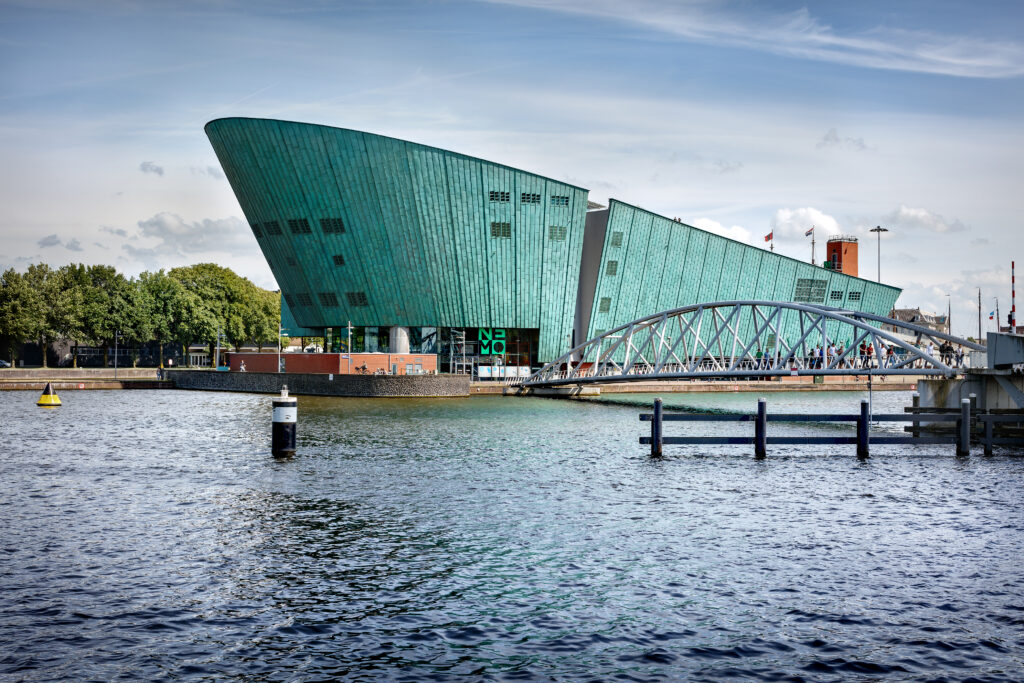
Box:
525, 301, 985, 387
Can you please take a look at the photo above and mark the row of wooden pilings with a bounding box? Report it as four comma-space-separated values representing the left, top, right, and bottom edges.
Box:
643, 395, 982, 458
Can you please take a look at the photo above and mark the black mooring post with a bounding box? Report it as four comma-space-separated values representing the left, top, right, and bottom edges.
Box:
984, 416, 994, 456
651, 398, 663, 457
755, 398, 767, 459
272, 385, 297, 457
857, 399, 870, 458
957, 398, 971, 456
911, 392, 920, 439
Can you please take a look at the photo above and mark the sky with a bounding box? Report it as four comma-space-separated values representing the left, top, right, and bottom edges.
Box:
1, 0, 1022, 338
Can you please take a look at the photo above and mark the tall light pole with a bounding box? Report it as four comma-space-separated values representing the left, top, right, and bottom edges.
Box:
870, 225, 888, 283
945, 293, 952, 335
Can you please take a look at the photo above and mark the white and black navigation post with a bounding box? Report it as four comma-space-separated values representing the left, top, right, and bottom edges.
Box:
272, 385, 297, 457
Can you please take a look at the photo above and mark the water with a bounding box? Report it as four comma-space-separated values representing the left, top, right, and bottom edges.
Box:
2, 389, 1023, 681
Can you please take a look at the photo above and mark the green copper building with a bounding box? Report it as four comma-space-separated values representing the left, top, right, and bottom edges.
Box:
205, 117, 901, 366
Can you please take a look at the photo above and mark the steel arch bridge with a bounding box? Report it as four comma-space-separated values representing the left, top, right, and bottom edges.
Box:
522, 301, 985, 388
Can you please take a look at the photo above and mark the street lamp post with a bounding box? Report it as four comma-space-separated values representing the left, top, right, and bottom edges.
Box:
869, 225, 889, 283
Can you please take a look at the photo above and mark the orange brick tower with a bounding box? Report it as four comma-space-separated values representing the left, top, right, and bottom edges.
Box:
826, 236, 859, 277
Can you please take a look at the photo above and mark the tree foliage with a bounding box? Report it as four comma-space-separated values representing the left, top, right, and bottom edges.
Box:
0, 262, 281, 366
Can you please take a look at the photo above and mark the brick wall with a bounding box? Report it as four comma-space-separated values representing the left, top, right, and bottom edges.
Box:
169, 370, 469, 397
228, 352, 438, 375
228, 353, 279, 373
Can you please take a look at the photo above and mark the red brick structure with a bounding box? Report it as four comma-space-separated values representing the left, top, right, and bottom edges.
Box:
228, 352, 437, 375
826, 236, 859, 277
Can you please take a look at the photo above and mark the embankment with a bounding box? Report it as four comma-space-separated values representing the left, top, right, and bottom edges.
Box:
169, 370, 470, 397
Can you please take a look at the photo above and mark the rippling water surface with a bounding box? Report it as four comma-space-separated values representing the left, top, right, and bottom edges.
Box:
2, 389, 1023, 681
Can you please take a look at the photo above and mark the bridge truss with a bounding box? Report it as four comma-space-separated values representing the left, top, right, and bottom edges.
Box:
523, 301, 985, 387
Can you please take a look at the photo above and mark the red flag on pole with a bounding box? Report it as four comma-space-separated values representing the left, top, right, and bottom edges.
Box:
764, 232, 773, 242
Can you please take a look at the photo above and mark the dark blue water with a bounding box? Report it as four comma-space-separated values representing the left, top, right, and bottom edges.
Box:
2, 389, 1023, 681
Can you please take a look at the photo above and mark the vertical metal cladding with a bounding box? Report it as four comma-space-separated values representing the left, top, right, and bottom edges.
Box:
205, 118, 588, 362
206, 119, 903, 364
585, 201, 901, 344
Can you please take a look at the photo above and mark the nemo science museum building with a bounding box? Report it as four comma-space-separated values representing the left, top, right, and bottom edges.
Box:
205, 118, 900, 370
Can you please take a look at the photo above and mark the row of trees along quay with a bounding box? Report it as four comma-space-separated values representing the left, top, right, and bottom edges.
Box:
0, 263, 283, 368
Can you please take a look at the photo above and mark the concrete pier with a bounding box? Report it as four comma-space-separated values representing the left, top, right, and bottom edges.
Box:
918, 333, 1024, 411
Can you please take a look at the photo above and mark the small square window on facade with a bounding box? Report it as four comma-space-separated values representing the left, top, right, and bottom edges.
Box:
521, 192, 541, 204
610, 231, 623, 247
490, 221, 512, 238
288, 218, 312, 234
318, 292, 339, 307
550, 195, 570, 207
320, 217, 345, 234
848, 291, 862, 301
332, 254, 345, 266
296, 293, 313, 307
488, 190, 510, 202
264, 221, 283, 236
286, 256, 297, 267
346, 291, 369, 307
250, 223, 263, 238
830, 290, 843, 301
598, 297, 611, 313
606, 260, 618, 276
548, 225, 567, 241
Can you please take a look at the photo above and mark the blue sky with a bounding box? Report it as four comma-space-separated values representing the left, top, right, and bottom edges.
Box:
2, 0, 1022, 336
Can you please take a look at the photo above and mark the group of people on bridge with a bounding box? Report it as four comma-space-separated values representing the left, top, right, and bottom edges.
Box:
749, 339, 967, 371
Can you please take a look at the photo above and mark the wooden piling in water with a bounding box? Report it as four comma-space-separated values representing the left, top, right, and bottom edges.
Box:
857, 400, 870, 458
755, 398, 767, 459
957, 398, 971, 456
651, 398, 663, 457
911, 392, 920, 438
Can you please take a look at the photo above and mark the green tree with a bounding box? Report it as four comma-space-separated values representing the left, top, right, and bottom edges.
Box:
0, 268, 44, 365
170, 263, 279, 360
169, 289, 216, 367
139, 270, 185, 368
57, 264, 90, 367
244, 289, 280, 352
79, 265, 139, 367
22, 264, 57, 367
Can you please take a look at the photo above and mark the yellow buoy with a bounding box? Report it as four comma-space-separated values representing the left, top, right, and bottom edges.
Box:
37, 382, 61, 407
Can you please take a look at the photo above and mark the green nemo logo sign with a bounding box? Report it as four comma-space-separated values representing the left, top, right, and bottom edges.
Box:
479, 328, 506, 355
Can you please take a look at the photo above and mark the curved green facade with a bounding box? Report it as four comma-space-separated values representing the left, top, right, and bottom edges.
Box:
206, 117, 900, 363
206, 117, 588, 360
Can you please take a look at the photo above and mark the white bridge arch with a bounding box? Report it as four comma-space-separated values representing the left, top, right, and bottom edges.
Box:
522, 301, 985, 387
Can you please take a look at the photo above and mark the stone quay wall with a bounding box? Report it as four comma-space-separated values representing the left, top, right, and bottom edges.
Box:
169, 370, 470, 398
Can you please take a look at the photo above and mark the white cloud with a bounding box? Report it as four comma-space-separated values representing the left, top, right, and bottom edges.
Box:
881, 205, 966, 233
191, 165, 224, 179
816, 128, 868, 151
139, 161, 164, 176
770, 207, 842, 239
128, 212, 250, 259
691, 217, 752, 244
